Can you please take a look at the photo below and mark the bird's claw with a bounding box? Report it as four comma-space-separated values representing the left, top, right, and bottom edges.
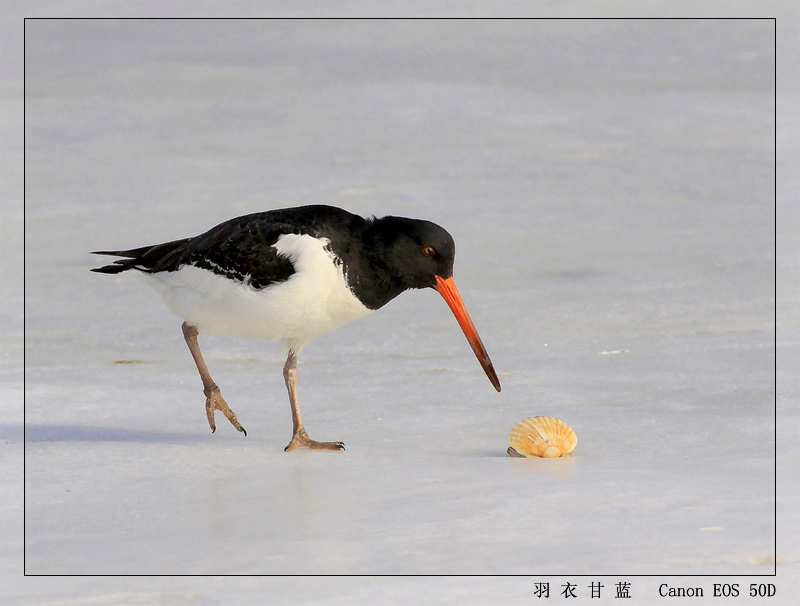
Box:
284, 428, 344, 451
204, 387, 246, 436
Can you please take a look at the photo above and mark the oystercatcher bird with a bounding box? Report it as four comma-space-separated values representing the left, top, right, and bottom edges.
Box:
92, 205, 500, 451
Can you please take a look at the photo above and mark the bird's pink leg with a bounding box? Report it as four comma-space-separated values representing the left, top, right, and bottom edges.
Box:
283, 351, 344, 451
181, 322, 246, 436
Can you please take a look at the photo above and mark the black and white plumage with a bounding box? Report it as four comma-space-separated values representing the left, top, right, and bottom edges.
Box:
92, 205, 500, 450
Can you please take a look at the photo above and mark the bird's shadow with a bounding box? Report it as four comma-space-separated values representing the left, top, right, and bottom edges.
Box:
8, 423, 205, 444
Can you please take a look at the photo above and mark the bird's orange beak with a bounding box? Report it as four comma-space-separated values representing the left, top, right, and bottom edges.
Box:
434, 275, 501, 392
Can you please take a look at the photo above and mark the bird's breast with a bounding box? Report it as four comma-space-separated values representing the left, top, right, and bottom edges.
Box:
141, 233, 372, 346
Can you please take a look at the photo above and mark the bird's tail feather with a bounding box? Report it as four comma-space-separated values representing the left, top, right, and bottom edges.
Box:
92, 245, 155, 259
91, 238, 191, 274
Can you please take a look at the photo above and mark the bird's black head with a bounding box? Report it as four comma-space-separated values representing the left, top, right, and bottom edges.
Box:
366, 215, 455, 290
359, 212, 501, 392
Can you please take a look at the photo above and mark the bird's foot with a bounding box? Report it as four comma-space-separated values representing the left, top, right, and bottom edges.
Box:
204, 387, 247, 436
284, 427, 344, 452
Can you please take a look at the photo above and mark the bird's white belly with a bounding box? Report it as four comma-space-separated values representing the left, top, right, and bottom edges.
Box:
141, 234, 372, 351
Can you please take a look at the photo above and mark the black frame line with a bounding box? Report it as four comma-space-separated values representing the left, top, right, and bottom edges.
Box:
21, 15, 779, 582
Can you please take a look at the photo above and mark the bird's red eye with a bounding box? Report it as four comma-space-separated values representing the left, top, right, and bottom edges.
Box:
422, 246, 436, 256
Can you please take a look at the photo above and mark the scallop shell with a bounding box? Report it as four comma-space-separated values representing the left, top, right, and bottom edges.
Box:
507, 416, 577, 458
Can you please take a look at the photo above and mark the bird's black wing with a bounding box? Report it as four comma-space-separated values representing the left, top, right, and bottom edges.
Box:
92, 205, 367, 291
92, 215, 303, 289
92, 215, 308, 290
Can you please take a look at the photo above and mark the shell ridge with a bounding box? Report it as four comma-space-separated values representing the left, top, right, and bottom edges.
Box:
508, 416, 577, 458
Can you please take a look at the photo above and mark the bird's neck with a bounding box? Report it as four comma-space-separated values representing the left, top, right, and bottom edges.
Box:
339, 218, 413, 310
